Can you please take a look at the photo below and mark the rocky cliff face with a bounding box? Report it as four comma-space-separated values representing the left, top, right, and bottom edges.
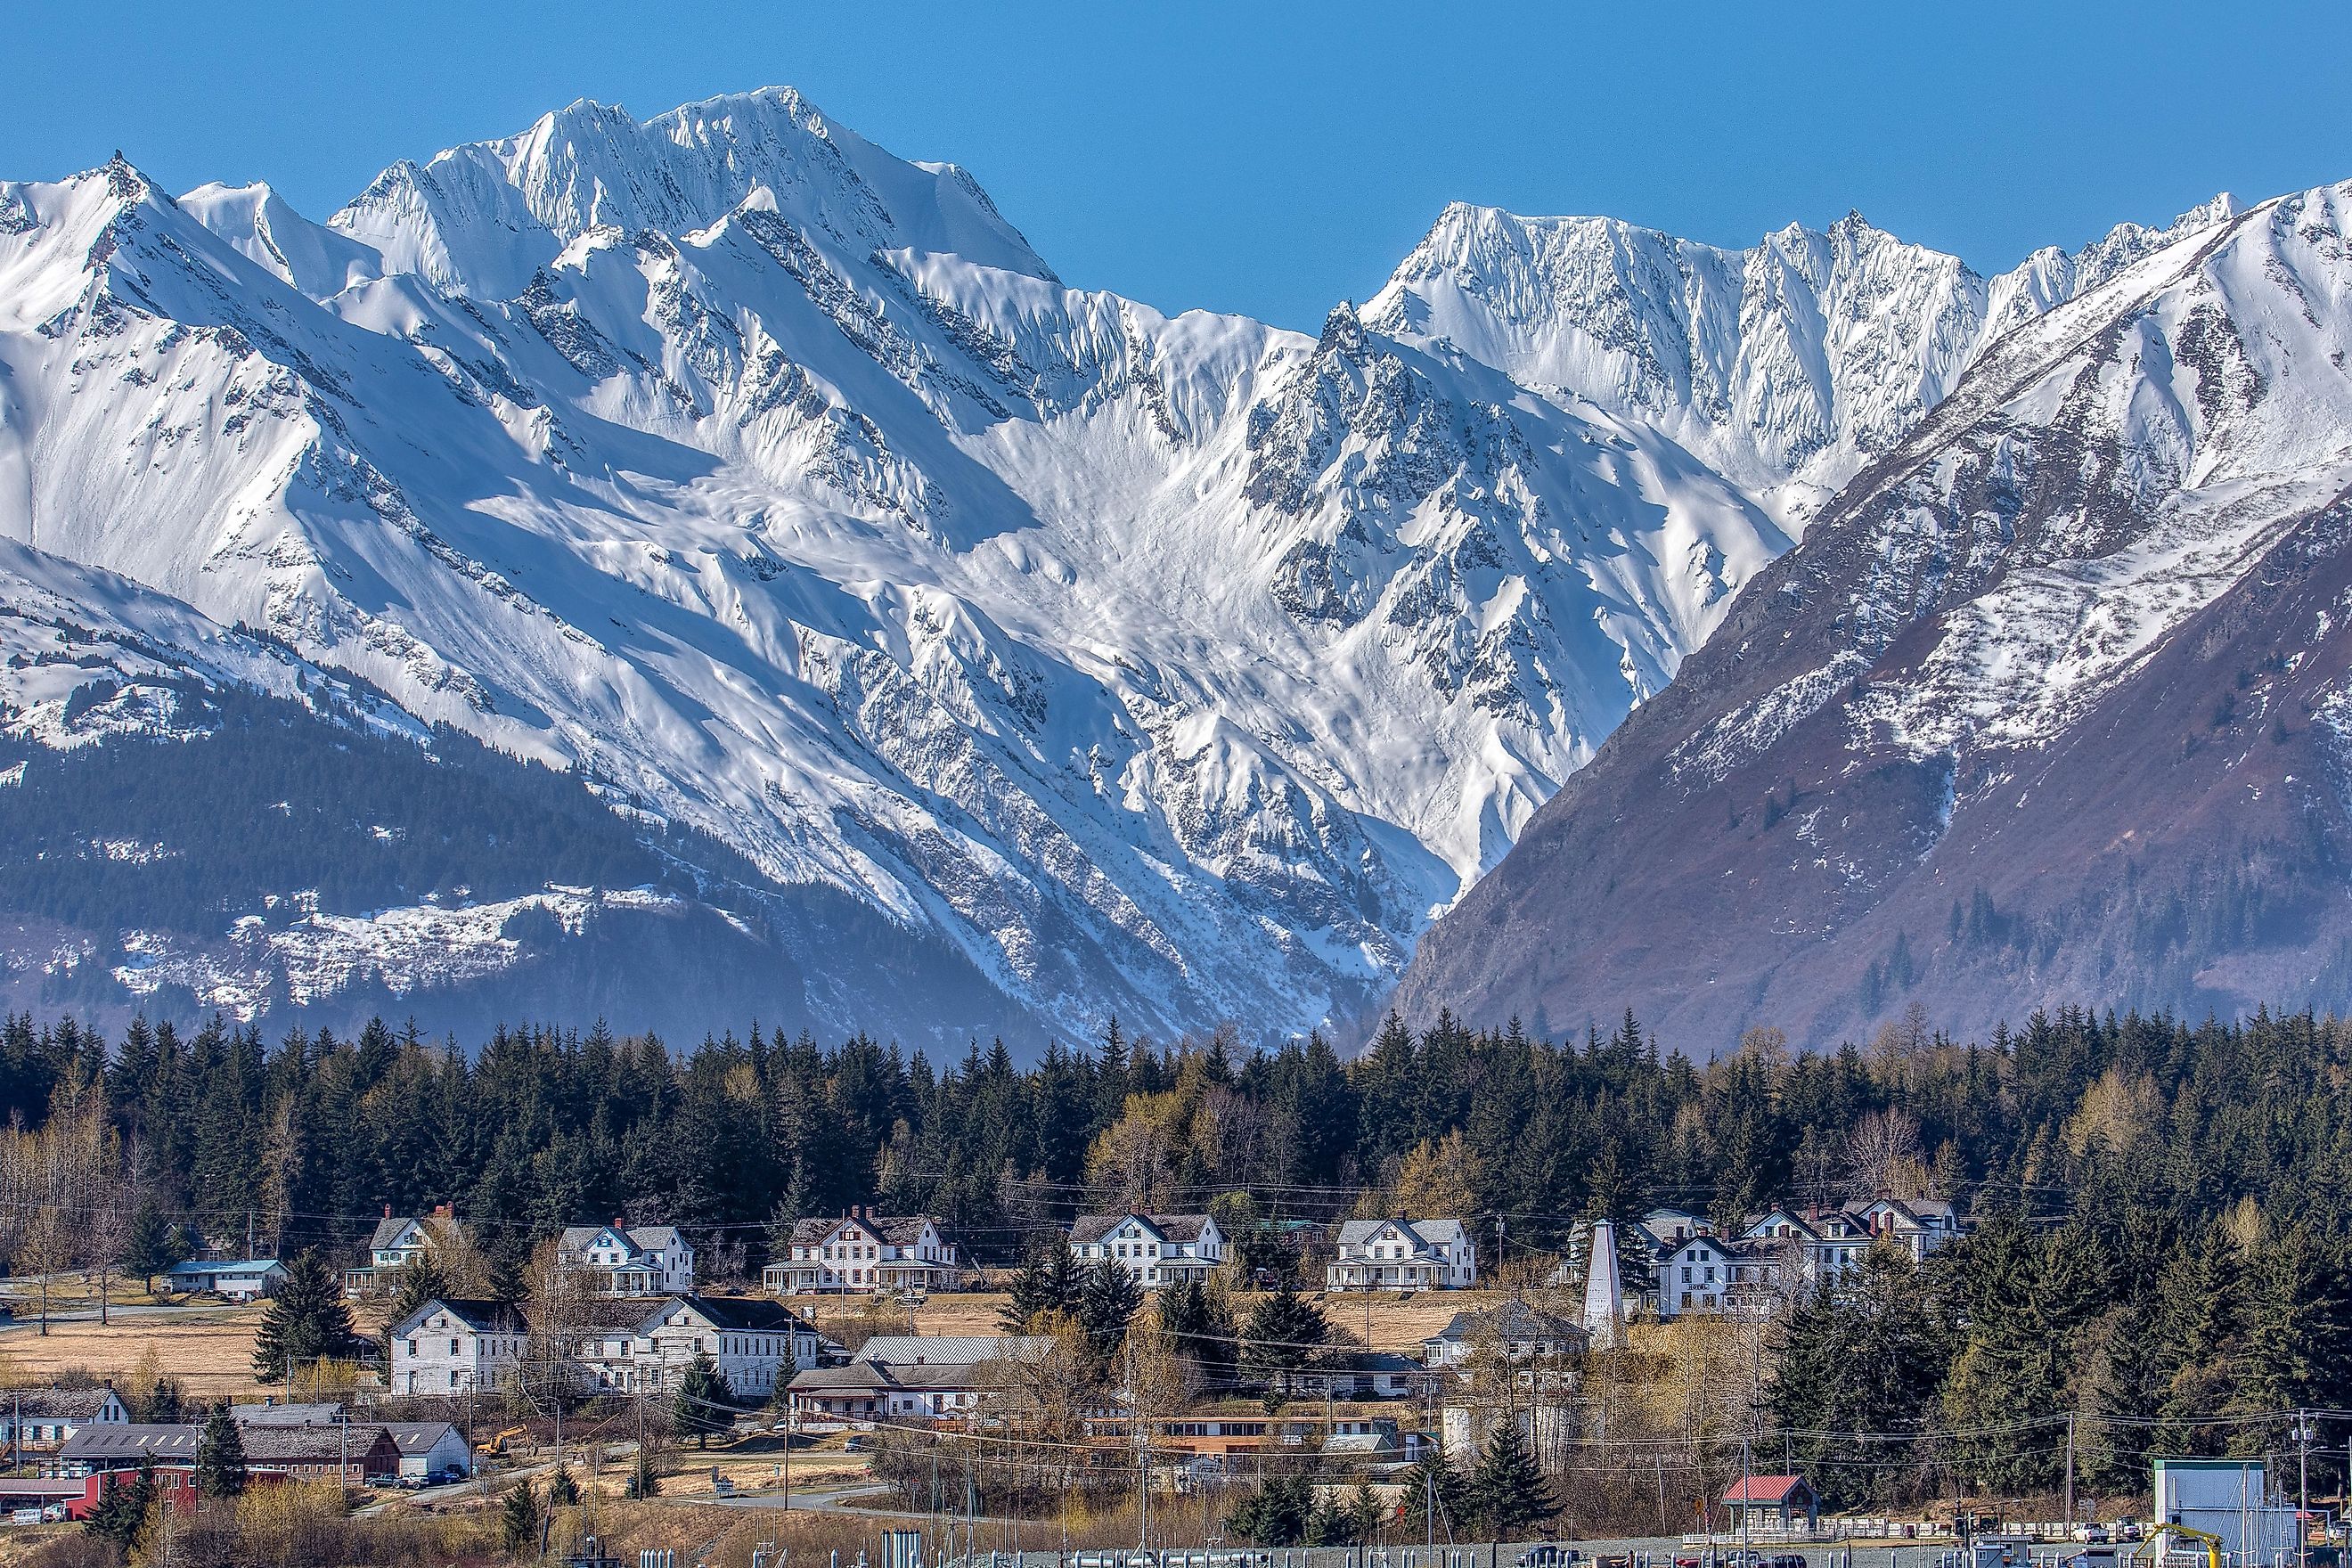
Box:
1389, 187, 2352, 1051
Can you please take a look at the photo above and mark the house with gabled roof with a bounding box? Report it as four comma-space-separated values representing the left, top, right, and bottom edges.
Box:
343, 1204, 465, 1298
387, 1297, 527, 1395
1326, 1217, 1476, 1291
764, 1211, 964, 1295
577, 1294, 820, 1399
1847, 1195, 1964, 1260
1066, 1213, 1222, 1287
1, 1387, 129, 1452
1422, 1301, 1587, 1369
557, 1222, 694, 1295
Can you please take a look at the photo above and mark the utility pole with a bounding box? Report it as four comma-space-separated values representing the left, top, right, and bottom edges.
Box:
1741, 1435, 1753, 1567
2064, 1415, 2076, 1531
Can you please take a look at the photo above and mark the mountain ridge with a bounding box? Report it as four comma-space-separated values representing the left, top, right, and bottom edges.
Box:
0, 86, 2301, 1050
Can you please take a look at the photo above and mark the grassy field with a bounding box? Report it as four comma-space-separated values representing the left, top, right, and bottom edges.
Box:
0, 1303, 278, 1401
810, 1286, 1515, 1355
0, 1282, 1535, 1403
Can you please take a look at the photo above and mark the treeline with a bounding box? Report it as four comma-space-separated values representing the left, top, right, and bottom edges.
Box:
0, 1000, 2342, 1278
0, 1002, 2348, 1515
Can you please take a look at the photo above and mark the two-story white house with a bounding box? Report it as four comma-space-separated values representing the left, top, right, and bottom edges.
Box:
1325, 1218, 1476, 1291
556, 1223, 695, 1295
388, 1298, 528, 1394
765, 1212, 963, 1294
1066, 1213, 1223, 1286
343, 1205, 465, 1298
577, 1295, 819, 1399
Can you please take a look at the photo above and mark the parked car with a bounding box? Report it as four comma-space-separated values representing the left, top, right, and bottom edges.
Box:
843, 1435, 873, 1453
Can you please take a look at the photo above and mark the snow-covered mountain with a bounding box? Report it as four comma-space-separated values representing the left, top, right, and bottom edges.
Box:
1392, 184, 2352, 1049
1365, 197, 2236, 523
0, 86, 2253, 1046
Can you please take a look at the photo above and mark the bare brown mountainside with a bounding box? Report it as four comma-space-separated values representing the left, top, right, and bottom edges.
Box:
1387, 186, 2352, 1052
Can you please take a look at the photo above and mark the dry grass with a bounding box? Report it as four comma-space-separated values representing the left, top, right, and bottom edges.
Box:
850, 1286, 1518, 1354
0, 1305, 273, 1401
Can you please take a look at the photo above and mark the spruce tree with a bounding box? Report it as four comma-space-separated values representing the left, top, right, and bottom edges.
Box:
625, 1449, 663, 1498
250, 1250, 355, 1382
82, 1456, 156, 1547
1401, 1451, 1474, 1539
194, 1401, 246, 1502
499, 1479, 541, 1556
547, 1460, 580, 1507
119, 1200, 176, 1290
1473, 1419, 1558, 1539
1241, 1285, 1329, 1395
674, 1352, 731, 1448
1077, 1261, 1143, 1363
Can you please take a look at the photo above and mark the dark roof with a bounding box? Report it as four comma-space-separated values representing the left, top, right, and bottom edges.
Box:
12, 1387, 120, 1421
391, 1297, 524, 1336
1068, 1213, 1210, 1245
61, 1425, 200, 1463
793, 1214, 944, 1247
1427, 1301, 1585, 1345
241, 1424, 396, 1464
369, 1215, 421, 1251
788, 1362, 901, 1392
650, 1295, 811, 1334
228, 1401, 344, 1425
385, 1422, 463, 1455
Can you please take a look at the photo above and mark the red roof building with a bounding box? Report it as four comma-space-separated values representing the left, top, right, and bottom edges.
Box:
1722, 1474, 1820, 1529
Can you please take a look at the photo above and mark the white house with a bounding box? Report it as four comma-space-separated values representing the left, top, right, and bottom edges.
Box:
1849, 1196, 1964, 1260
161, 1258, 287, 1300
1325, 1218, 1476, 1291
385, 1422, 472, 1481
765, 1213, 963, 1294
786, 1335, 1049, 1424
1422, 1302, 1587, 1369
0, 1387, 129, 1451
577, 1296, 819, 1399
388, 1298, 527, 1394
344, 1205, 462, 1297
556, 1223, 694, 1295
1066, 1213, 1223, 1286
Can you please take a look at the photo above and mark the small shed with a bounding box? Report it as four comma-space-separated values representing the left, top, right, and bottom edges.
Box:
1723, 1474, 1820, 1530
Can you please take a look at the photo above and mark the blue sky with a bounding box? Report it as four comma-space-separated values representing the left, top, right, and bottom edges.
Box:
7, 1, 2348, 331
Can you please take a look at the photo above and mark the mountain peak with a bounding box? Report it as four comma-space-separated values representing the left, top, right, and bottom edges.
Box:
330, 84, 1055, 300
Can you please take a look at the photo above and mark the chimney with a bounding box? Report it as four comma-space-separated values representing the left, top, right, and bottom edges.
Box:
383, 1204, 391, 1219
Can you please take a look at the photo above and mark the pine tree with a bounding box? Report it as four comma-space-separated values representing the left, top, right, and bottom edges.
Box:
1000, 1243, 1082, 1331
1401, 1451, 1474, 1540
1473, 1419, 1558, 1539
1241, 1284, 1329, 1395
194, 1401, 246, 1502
119, 1199, 176, 1289
674, 1352, 731, 1448
82, 1455, 156, 1547
1226, 1473, 1311, 1545
250, 1250, 355, 1381
1157, 1276, 1238, 1382
547, 1460, 580, 1507
1077, 1261, 1143, 1363
499, 1479, 541, 1556
626, 1447, 663, 1497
